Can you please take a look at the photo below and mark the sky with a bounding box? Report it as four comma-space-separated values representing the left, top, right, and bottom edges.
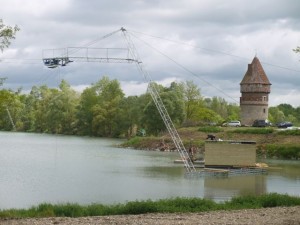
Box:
1, 0, 300, 107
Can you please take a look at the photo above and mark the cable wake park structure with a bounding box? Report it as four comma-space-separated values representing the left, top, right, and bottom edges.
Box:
42, 27, 196, 173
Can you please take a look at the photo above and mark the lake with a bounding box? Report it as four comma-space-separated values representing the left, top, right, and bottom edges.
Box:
0, 132, 299, 209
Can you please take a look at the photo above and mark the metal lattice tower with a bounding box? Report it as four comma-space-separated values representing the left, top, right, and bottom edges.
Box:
121, 28, 196, 173
6, 107, 16, 131
42, 27, 196, 173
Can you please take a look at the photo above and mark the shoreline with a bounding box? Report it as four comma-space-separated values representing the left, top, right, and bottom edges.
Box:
2, 206, 299, 225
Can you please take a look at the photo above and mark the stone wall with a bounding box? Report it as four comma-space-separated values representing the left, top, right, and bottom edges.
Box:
240, 104, 268, 126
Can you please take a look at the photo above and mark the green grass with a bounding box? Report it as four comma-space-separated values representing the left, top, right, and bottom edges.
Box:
257, 144, 300, 159
277, 129, 300, 136
198, 126, 223, 133
120, 136, 160, 149
229, 128, 274, 134
1, 193, 299, 219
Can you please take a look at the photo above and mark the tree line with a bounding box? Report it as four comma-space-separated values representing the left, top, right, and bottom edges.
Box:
1, 77, 299, 137
1, 20, 299, 137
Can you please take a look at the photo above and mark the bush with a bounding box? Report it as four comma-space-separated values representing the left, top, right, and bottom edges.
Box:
230, 128, 274, 134
1, 194, 300, 218
224, 193, 300, 209
120, 136, 160, 149
198, 126, 223, 133
277, 129, 300, 136
257, 144, 300, 159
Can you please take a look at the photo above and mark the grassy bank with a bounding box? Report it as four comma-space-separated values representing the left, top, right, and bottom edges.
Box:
1, 193, 300, 219
257, 144, 300, 159
121, 126, 300, 160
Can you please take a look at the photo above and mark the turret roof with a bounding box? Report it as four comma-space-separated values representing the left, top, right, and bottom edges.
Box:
240, 57, 271, 85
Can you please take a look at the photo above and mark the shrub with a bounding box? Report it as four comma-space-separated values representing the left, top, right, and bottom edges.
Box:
230, 128, 274, 134
257, 144, 300, 159
198, 126, 223, 133
277, 129, 300, 136
1, 194, 300, 218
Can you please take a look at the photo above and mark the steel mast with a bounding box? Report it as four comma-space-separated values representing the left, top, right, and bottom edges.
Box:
42, 27, 196, 173
121, 28, 196, 173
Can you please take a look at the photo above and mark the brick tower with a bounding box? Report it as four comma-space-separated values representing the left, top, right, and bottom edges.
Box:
240, 57, 271, 126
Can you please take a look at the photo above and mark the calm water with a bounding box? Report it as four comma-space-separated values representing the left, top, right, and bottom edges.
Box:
0, 132, 299, 209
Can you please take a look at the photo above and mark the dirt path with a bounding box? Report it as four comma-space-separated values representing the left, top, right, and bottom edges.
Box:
2, 206, 299, 225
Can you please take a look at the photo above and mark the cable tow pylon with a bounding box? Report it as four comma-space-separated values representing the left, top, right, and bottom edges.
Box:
42, 27, 196, 173
121, 28, 196, 173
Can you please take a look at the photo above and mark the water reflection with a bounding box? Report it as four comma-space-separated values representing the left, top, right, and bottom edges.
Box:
204, 175, 267, 201
0, 131, 299, 209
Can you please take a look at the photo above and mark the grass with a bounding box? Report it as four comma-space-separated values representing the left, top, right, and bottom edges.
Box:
0, 193, 299, 219
120, 136, 205, 150
120, 136, 160, 149
277, 129, 300, 136
198, 126, 223, 133
229, 128, 274, 134
257, 144, 300, 159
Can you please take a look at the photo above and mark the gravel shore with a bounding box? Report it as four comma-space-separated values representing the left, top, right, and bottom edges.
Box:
1, 206, 299, 225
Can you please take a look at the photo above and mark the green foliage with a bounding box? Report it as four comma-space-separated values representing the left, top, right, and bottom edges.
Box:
257, 144, 300, 159
268, 107, 285, 124
141, 82, 185, 135
1, 76, 300, 137
277, 129, 300, 136
76, 76, 124, 137
230, 128, 274, 134
121, 136, 143, 147
120, 136, 161, 149
269, 104, 300, 126
1, 194, 299, 218
181, 80, 203, 120
198, 126, 223, 133
224, 193, 300, 209
0, 19, 20, 52
191, 107, 223, 124
120, 200, 159, 214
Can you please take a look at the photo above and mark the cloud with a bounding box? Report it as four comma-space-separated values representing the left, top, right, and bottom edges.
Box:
0, 0, 300, 107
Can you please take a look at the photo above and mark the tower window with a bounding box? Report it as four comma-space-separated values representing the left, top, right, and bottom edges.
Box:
263, 108, 266, 113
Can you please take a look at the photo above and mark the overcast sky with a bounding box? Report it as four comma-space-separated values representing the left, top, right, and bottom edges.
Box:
1, 0, 300, 107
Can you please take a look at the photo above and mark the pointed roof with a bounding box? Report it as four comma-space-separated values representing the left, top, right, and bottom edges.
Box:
240, 57, 271, 85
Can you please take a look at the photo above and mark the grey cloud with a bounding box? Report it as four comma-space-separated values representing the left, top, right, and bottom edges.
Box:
1, 0, 300, 106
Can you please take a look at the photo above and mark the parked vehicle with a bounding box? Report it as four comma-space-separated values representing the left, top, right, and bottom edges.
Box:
252, 119, 271, 127
223, 121, 241, 127
277, 122, 293, 128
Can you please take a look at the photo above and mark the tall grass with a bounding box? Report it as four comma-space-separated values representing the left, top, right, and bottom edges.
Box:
120, 136, 160, 149
257, 144, 300, 159
277, 129, 300, 136
1, 193, 299, 219
230, 128, 274, 134
198, 126, 223, 133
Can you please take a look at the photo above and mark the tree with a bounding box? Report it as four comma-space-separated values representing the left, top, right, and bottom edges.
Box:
0, 19, 19, 52
57, 80, 79, 134
277, 104, 294, 117
181, 80, 203, 120
142, 82, 185, 135
117, 95, 146, 138
190, 107, 223, 124
268, 107, 285, 124
0, 89, 24, 131
293, 47, 300, 53
77, 76, 125, 137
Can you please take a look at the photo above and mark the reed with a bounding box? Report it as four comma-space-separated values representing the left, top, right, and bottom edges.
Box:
1, 193, 299, 219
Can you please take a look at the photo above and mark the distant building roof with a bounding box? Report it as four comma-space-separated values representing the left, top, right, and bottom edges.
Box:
240, 57, 271, 85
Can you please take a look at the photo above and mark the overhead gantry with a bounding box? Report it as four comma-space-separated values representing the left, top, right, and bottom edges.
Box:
42, 27, 196, 173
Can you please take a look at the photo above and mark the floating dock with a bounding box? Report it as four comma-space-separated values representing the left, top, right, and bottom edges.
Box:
180, 140, 268, 177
